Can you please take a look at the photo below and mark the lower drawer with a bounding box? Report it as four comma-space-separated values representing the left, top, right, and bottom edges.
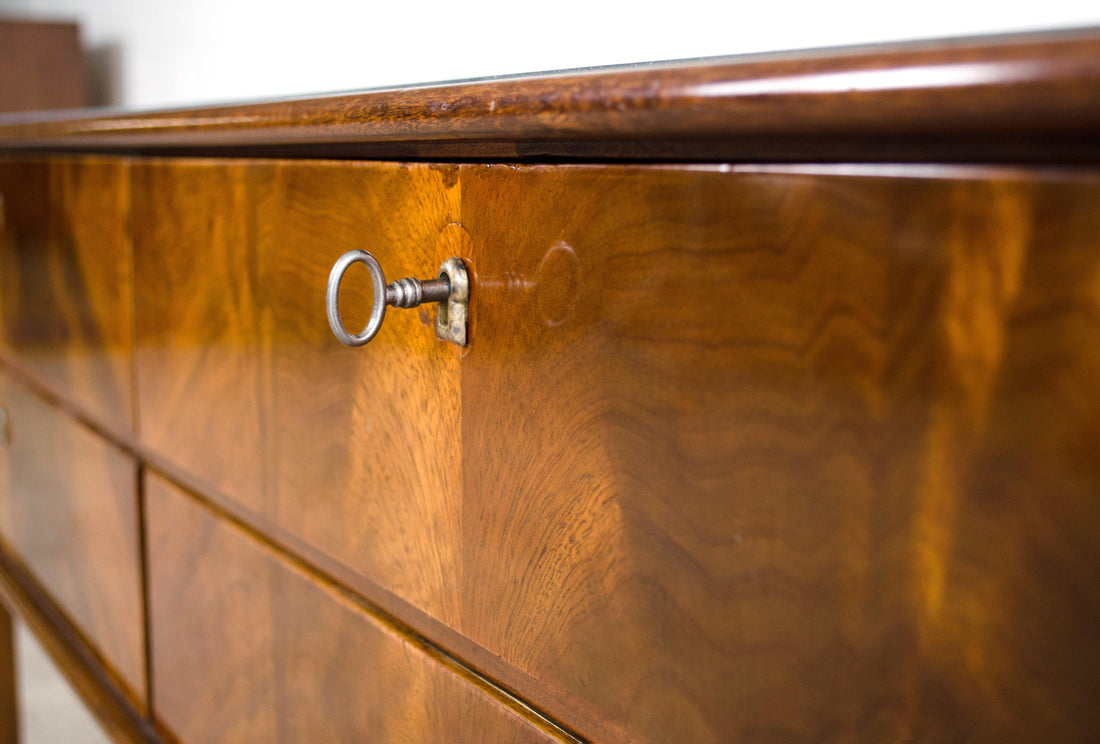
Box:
144, 472, 564, 744
0, 372, 145, 706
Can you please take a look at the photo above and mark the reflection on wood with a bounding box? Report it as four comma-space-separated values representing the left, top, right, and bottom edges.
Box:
0, 374, 144, 708
0, 158, 133, 435
4, 149, 1100, 744
136, 160, 1100, 742
256, 161, 464, 627
456, 165, 1100, 742
133, 161, 263, 511
1, 31, 1100, 162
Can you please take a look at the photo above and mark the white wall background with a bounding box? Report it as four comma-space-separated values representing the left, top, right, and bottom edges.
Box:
1, 0, 1098, 108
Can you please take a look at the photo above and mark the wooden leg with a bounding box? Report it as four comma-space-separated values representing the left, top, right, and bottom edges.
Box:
0, 602, 18, 744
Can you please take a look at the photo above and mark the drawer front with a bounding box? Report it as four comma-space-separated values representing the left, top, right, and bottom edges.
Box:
454, 167, 1100, 741
257, 162, 463, 623
135, 160, 464, 618
135, 160, 1100, 742
145, 472, 562, 744
0, 157, 133, 434
0, 372, 145, 706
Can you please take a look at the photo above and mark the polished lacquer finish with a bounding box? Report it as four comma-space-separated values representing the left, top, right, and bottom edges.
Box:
1, 30, 1100, 161
132, 162, 263, 513
126, 159, 1100, 743
145, 472, 565, 744
458, 165, 1100, 741
0, 157, 134, 436
0, 371, 144, 708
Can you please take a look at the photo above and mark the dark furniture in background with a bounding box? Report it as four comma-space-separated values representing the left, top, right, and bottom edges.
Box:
0, 19, 87, 114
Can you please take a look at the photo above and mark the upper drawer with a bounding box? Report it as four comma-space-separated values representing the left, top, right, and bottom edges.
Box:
132, 161, 458, 524
0, 157, 133, 435
134, 160, 1100, 742
0, 371, 145, 708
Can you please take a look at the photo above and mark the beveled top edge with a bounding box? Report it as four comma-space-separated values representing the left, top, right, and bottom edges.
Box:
2, 27, 1100, 162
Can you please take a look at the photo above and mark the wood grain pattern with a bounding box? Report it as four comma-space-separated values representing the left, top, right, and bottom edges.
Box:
144, 471, 566, 744
136, 159, 471, 625
3, 35, 1099, 744
127, 160, 1100, 743
132, 160, 264, 512
0, 20, 87, 114
0, 372, 145, 708
0, 157, 134, 436
1, 30, 1100, 161
132, 159, 578, 738
256, 161, 465, 625
454, 164, 1100, 742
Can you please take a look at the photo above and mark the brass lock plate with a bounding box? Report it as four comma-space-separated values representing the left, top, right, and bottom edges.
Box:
435, 257, 469, 347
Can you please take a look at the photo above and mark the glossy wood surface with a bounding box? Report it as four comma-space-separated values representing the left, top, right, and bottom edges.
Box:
132, 159, 578, 739
0, 33, 1098, 743
134, 160, 473, 625
130, 159, 1100, 743
0, 157, 134, 436
0, 372, 145, 708
256, 162, 465, 625
2, 30, 1100, 161
145, 472, 565, 744
459, 165, 1100, 742
132, 161, 263, 511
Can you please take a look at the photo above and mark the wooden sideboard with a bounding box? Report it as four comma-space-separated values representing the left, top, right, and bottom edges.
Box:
0, 29, 1099, 744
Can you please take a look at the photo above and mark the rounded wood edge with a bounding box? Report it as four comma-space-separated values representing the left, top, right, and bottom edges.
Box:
2, 28, 1100, 161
